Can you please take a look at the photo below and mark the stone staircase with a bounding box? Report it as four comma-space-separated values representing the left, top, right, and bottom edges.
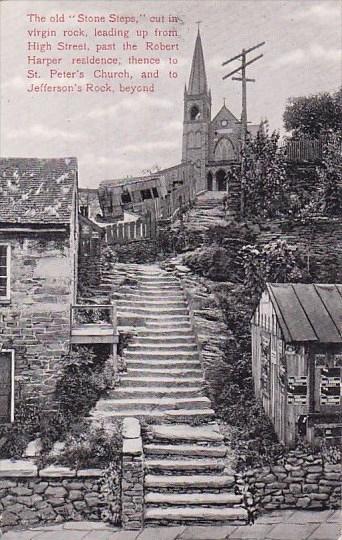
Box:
144, 423, 247, 526
91, 263, 248, 526
92, 264, 215, 422
183, 191, 229, 232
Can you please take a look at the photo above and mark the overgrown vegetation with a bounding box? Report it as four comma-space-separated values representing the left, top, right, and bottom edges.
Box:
243, 122, 289, 219
0, 347, 117, 468
181, 223, 328, 469
183, 222, 257, 282
213, 283, 284, 470
51, 421, 121, 470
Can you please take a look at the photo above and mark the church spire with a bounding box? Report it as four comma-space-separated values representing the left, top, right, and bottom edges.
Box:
188, 29, 208, 95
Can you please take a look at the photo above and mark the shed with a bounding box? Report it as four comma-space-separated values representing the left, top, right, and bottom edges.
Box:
251, 283, 342, 447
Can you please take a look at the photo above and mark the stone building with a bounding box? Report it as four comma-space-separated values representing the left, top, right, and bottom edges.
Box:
251, 283, 342, 447
182, 30, 258, 203
0, 158, 79, 420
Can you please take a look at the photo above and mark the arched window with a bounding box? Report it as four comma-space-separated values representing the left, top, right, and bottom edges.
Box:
215, 169, 227, 191
188, 131, 194, 147
190, 105, 201, 120
195, 131, 201, 147
214, 138, 235, 161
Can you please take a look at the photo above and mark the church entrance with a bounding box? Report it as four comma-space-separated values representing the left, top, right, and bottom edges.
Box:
216, 169, 227, 191
207, 172, 213, 191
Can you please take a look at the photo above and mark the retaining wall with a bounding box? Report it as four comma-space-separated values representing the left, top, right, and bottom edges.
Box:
0, 461, 120, 531
243, 451, 341, 512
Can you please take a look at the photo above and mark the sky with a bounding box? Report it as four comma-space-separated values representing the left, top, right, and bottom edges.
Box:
0, 0, 341, 188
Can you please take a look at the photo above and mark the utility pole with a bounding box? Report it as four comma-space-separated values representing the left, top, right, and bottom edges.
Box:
222, 41, 265, 218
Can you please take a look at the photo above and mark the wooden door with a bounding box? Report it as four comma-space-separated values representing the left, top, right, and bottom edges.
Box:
0, 351, 13, 423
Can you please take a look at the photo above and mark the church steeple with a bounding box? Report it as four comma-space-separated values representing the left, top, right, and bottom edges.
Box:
188, 29, 208, 95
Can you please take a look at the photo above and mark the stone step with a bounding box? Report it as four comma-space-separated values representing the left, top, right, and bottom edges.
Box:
136, 277, 179, 283
145, 474, 235, 489
117, 293, 185, 301
91, 408, 213, 421
120, 376, 203, 388
144, 444, 227, 458
126, 368, 203, 378
145, 458, 225, 473
138, 328, 193, 336
110, 387, 202, 399
137, 283, 181, 289
135, 336, 197, 344
151, 424, 224, 443
91, 410, 164, 420
96, 397, 210, 412
144, 506, 248, 523
165, 409, 215, 421
125, 359, 201, 369
145, 492, 242, 505
116, 297, 186, 307
124, 351, 198, 360
128, 342, 197, 351
130, 315, 191, 322
117, 306, 189, 315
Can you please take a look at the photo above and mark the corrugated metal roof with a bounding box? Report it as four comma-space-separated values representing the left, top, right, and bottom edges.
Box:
267, 283, 342, 344
0, 158, 77, 225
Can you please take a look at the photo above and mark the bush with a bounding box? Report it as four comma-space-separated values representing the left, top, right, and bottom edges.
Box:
53, 421, 121, 469
0, 398, 41, 459
183, 245, 236, 281
241, 239, 311, 306
56, 347, 113, 420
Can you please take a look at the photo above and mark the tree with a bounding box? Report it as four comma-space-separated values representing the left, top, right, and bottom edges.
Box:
242, 121, 288, 219
283, 88, 342, 138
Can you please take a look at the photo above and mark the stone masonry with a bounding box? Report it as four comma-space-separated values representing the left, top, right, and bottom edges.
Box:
244, 450, 341, 513
0, 233, 74, 402
121, 418, 144, 530
0, 461, 119, 531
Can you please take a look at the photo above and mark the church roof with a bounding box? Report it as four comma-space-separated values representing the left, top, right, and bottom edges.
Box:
211, 103, 239, 125
188, 30, 208, 95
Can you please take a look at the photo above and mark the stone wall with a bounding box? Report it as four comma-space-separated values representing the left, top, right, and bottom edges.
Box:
243, 451, 341, 513
0, 230, 73, 402
0, 461, 120, 531
256, 218, 342, 282
113, 239, 158, 264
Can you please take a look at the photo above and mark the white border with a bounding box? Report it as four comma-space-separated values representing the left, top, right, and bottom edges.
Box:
0, 243, 11, 301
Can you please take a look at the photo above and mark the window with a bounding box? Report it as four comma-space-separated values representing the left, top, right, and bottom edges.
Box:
320, 367, 341, 405
121, 191, 132, 204
140, 189, 153, 201
0, 244, 10, 301
0, 350, 15, 423
190, 105, 200, 120
152, 187, 159, 198
80, 205, 89, 218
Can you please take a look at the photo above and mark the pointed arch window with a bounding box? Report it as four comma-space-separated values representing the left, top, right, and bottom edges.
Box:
214, 138, 235, 161
190, 105, 201, 121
